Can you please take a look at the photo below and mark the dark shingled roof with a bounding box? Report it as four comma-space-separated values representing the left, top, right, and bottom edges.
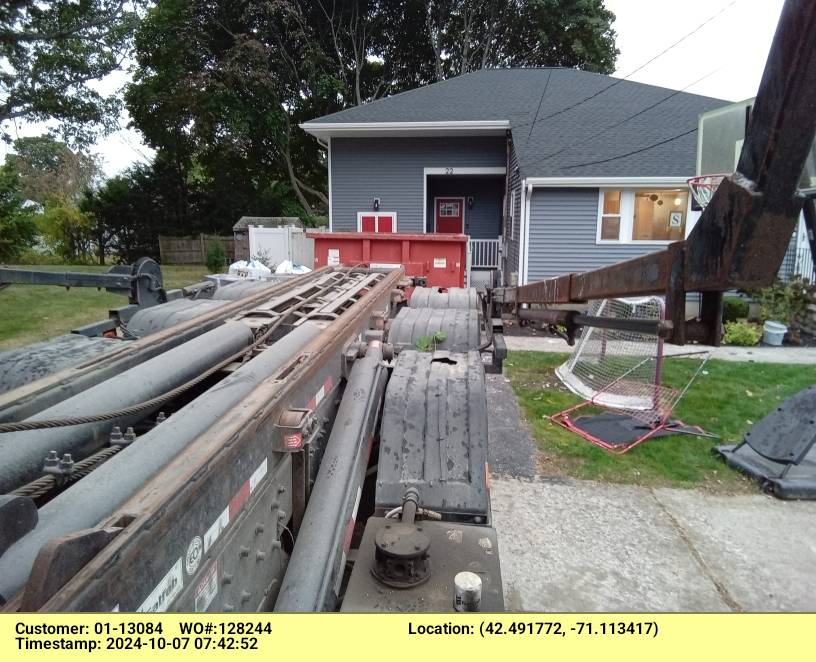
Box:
305, 68, 728, 178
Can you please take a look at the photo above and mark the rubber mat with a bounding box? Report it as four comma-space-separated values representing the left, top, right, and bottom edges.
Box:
571, 412, 709, 447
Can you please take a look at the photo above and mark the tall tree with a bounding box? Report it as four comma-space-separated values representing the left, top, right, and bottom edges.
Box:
0, 0, 143, 146
124, 0, 618, 228
7, 136, 102, 205
127, 0, 338, 218
420, 0, 617, 79
0, 162, 37, 261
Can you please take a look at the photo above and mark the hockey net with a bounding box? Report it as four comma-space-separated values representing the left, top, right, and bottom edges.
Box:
555, 297, 674, 424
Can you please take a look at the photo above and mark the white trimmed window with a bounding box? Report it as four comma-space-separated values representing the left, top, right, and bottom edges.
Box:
597, 189, 691, 243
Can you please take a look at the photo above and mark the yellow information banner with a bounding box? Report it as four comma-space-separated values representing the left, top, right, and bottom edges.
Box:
2, 613, 814, 661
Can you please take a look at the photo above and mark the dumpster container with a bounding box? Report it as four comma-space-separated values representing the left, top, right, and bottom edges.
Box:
307, 232, 467, 289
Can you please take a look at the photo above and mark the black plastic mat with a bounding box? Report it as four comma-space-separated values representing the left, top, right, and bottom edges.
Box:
571, 412, 709, 447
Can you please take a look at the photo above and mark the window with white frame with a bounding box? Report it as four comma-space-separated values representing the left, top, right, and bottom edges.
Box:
597, 189, 690, 243
439, 201, 461, 217
509, 189, 516, 240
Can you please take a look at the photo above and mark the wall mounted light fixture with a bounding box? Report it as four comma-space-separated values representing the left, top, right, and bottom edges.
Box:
373, 197, 380, 211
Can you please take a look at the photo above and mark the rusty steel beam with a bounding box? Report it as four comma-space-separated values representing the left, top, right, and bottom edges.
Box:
513, 275, 573, 305
570, 251, 670, 301
23, 268, 405, 612
516, 308, 672, 339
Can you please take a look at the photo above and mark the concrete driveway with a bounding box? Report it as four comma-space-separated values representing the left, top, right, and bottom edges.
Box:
486, 373, 816, 612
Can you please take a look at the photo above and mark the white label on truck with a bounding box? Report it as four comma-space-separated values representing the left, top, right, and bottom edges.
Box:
137, 558, 183, 612
249, 458, 268, 494
433, 257, 446, 269
328, 249, 340, 266
194, 561, 219, 612
203, 507, 229, 554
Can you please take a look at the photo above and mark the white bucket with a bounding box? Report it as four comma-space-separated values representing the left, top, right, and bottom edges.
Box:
762, 320, 787, 346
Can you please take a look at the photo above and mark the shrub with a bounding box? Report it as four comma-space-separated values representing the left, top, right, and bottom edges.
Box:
749, 277, 810, 325
205, 242, 227, 273
15, 247, 65, 265
723, 320, 762, 346
723, 296, 749, 323
36, 200, 95, 263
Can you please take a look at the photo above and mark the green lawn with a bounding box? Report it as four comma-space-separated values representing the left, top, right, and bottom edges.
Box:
0, 264, 209, 351
506, 351, 816, 491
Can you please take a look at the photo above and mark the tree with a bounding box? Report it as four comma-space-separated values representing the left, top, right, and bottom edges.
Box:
419, 0, 618, 80
7, 136, 102, 205
125, 0, 618, 223
127, 0, 336, 219
0, 0, 143, 146
0, 162, 37, 261
37, 198, 95, 263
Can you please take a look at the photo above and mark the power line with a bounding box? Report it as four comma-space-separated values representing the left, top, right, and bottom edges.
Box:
514, 0, 739, 132
526, 69, 552, 143
560, 127, 698, 170
526, 68, 720, 168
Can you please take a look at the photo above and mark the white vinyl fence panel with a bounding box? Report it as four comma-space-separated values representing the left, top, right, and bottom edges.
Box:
247, 226, 314, 269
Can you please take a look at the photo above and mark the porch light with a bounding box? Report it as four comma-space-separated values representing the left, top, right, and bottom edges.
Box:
373, 197, 380, 211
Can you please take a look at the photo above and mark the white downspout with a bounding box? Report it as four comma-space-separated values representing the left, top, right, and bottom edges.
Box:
326, 137, 333, 231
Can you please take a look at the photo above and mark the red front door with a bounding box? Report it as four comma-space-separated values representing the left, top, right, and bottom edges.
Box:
435, 198, 464, 233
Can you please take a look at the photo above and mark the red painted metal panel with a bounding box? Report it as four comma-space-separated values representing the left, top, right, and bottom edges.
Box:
307, 232, 468, 288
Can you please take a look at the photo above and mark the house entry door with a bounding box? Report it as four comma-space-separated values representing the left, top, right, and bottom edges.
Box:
435, 197, 464, 233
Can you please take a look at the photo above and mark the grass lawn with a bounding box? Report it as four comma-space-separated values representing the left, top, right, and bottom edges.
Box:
0, 264, 209, 351
506, 350, 816, 491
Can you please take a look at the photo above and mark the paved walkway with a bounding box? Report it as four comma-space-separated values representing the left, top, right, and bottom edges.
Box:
491, 477, 816, 612
504, 334, 816, 363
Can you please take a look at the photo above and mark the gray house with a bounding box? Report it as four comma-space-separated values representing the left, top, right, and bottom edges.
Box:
301, 68, 726, 286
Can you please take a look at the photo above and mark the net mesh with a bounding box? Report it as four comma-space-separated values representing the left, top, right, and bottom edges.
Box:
555, 297, 677, 424
687, 174, 727, 209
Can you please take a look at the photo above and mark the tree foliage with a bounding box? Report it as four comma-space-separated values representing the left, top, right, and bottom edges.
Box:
0, 0, 143, 146
0, 162, 37, 261
122, 0, 618, 235
37, 198, 96, 263
7, 136, 102, 205
20, 1, 617, 263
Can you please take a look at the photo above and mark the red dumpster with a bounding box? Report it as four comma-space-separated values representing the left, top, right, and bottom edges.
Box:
307, 232, 468, 289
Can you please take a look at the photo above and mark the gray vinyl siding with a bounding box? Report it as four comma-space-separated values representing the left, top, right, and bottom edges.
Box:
330, 136, 506, 233
503, 139, 522, 285
424, 176, 503, 237
525, 188, 668, 281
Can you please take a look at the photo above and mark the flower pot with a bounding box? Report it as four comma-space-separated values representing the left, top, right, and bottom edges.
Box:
762, 320, 787, 346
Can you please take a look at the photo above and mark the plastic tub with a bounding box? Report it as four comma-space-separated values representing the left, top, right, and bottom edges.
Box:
762, 320, 787, 346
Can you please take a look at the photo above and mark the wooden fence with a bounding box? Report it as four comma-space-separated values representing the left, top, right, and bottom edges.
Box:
158, 234, 236, 265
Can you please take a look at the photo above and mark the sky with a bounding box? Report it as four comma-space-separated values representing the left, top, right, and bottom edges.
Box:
1, 0, 786, 178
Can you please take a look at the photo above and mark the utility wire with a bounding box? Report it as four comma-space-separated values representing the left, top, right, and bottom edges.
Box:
526, 68, 720, 168
560, 127, 699, 170
526, 69, 552, 143
513, 0, 739, 132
